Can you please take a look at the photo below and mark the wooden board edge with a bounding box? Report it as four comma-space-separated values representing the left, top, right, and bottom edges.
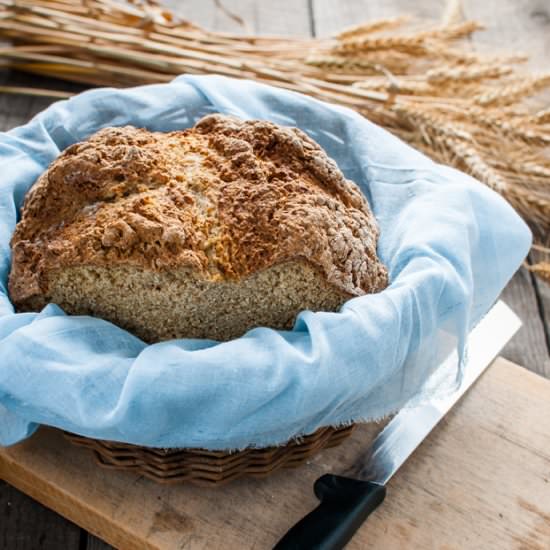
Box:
492, 356, 544, 381
0, 455, 155, 550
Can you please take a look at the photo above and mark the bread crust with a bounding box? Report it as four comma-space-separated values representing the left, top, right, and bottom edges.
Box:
9, 114, 388, 310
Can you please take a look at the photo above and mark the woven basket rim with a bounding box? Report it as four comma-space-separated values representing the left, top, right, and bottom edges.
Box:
64, 423, 356, 486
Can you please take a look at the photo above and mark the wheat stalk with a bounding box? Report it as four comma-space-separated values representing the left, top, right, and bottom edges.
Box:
431, 104, 550, 146
305, 54, 410, 74
0, 85, 72, 98
444, 138, 509, 193
474, 74, 550, 106
334, 21, 482, 54
393, 103, 473, 141
528, 263, 550, 284
531, 108, 550, 124
335, 16, 410, 40
425, 64, 512, 83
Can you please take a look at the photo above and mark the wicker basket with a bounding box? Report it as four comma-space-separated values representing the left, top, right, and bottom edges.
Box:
65, 424, 355, 487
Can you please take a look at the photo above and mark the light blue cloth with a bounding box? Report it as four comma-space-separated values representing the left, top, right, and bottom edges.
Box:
0, 75, 531, 449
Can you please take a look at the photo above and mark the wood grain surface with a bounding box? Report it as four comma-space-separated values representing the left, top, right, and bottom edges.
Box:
0, 0, 549, 548
1, 358, 549, 550
0, 480, 83, 550
463, 0, 550, 68
501, 268, 550, 377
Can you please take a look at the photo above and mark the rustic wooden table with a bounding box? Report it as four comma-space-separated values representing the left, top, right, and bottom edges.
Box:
0, 1, 549, 548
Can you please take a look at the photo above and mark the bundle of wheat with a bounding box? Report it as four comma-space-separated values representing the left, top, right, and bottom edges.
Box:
0, 0, 548, 281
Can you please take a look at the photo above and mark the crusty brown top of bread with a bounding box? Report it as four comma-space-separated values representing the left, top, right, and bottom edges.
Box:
9, 114, 387, 308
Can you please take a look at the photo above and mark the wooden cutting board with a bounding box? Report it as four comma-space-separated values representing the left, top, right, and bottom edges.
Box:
0, 357, 549, 549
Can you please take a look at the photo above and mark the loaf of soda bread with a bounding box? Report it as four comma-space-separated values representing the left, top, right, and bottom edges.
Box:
9, 114, 388, 342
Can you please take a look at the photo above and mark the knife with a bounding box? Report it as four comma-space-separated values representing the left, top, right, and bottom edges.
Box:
274, 300, 521, 550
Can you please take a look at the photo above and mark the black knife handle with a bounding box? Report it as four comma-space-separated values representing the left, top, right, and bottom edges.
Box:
274, 474, 386, 550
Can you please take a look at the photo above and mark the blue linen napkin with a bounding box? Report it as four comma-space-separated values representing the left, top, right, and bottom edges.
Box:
0, 75, 531, 449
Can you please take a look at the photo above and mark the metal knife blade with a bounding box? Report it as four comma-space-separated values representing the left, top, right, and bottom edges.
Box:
274, 300, 521, 550
355, 299, 521, 485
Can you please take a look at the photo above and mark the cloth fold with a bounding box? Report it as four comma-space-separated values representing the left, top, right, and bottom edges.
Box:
0, 75, 531, 449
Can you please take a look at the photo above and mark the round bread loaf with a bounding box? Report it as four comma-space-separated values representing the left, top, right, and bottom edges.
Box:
9, 114, 388, 342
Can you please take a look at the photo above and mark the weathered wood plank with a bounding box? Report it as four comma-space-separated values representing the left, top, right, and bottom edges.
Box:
463, 0, 550, 68
501, 269, 550, 377
532, 273, 550, 355
164, 0, 311, 36
312, 0, 446, 36
0, 71, 86, 133
1, 358, 550, 549
0, 480, 82, 550
86, 537, 115, 550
